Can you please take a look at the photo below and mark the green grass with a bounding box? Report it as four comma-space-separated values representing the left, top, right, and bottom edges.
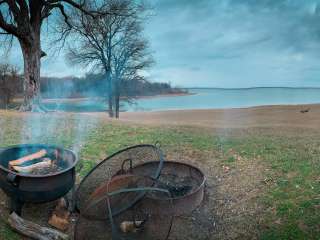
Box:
0, 112, 319, 239
217, 135, 320, 239
0, 221, 19, 240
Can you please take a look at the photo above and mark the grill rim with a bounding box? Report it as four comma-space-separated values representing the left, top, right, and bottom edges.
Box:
130, 160, 206, 201
0, 144, 78, 178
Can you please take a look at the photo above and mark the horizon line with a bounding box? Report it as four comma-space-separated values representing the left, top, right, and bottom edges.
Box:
181, 86, 320, 90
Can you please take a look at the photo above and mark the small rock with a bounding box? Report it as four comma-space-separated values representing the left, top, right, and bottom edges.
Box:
274, 219, 281, 224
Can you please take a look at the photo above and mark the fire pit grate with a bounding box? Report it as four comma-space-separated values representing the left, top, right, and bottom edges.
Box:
75, 175, 174, 240
75, 144, 164, 214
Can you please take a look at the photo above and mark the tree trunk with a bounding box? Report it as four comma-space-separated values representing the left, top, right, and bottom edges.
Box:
106, 71, 114, 118
115, 82, 120, 119
115, 93, 120, 118
104, 43, 115, 118
108, 94, 113, 117
19, 38, 42, 112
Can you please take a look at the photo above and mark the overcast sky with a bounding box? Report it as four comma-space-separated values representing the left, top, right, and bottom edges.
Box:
4, 0, 320, 88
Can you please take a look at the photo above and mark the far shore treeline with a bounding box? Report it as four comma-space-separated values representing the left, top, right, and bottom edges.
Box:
0, 66, 185, 108
41, 74, 185, 99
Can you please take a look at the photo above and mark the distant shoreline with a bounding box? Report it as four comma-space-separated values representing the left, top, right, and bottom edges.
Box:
184, 86, 320, 90
12, 92, 194, 103
134, 92, 195, 99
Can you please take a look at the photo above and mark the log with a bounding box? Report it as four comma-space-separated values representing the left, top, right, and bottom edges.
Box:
12, 159, 52, 174
48, 198, 70, 231
8, 212, 69, 240
9, 149, 47, 167
120, 220, 145, 233
48, 214, 69, 232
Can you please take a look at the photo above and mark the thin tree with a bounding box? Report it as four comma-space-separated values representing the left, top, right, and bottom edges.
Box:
112, 26, 152, 118
66, 0, 151, 118
0, 0, 111, 111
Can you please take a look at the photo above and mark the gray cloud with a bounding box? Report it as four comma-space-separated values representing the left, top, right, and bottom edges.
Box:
145, 0, 320, 87
3, 0, 320, 87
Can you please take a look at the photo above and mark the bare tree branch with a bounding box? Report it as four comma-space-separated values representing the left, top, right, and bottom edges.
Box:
61, 0, 96, 17
5, 0, 20, 18
0, 9, 19, 36
16, 0, 29, 15
54, 3, 72, 28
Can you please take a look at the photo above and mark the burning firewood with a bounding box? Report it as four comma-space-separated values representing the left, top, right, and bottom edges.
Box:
9, 149, 47, 167
12, 159, 52, 174
8, 212, 69, 240
120, 220, 146, 233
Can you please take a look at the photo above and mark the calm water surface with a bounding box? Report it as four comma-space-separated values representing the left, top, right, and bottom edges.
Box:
125, 88, 320, 112
46, 88, 320, 112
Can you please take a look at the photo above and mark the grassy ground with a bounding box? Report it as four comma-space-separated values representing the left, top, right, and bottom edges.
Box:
0, 112, 319, 239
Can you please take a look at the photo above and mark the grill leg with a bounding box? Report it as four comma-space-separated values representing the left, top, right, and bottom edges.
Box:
66, 186, 76, 212
10, 198, 24, 215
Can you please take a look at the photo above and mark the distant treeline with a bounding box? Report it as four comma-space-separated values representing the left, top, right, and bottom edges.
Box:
40, 73, 186, 99
1, 67, 186, 108
5, 72, 185, 99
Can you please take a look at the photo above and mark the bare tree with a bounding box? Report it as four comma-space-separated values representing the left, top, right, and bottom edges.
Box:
0, 0, 110, 111
66, 0, 151, 118
112, 28, 152, 118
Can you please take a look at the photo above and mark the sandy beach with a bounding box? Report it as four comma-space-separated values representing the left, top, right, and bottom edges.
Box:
2, 103, 319, 129
118, 104, 320, 129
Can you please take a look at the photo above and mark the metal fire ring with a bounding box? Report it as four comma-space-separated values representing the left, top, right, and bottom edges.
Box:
129, 161, 206, 216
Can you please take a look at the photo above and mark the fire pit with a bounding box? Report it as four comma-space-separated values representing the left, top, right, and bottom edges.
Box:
75, 144, 164, 213
0, 144, 78, 215
127, 161, 206, 216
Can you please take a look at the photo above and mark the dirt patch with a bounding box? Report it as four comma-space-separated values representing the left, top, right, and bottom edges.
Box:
161, 146, 268, 240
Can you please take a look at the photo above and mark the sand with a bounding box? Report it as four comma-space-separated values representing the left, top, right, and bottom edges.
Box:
118, 104, 320, 129
2, 103, 319, 129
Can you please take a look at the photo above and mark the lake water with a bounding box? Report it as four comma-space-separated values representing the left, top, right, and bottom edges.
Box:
45, 88, 320, 112
124, 88, 320, 112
